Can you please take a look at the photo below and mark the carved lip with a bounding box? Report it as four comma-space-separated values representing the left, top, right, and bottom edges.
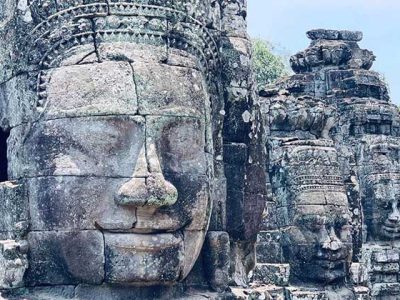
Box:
95, 219, 185, 234
382, 224, 400, 237
384, 221, 400, 229
104, 232, 183, 252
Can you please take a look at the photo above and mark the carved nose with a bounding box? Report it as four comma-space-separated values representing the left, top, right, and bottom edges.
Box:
115, 144, 178, 207
321, 227, 343, 251
388, 201, 400, 223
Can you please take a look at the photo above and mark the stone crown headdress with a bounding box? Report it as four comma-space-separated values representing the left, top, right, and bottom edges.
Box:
23, 0, 221, 72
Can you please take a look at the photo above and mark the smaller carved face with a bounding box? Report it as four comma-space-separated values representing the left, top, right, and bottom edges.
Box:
366, 178, 400, 241
360, 138, 400, 241
283, 196, 353, 284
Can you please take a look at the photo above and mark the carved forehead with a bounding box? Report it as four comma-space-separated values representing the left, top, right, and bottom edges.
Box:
41, 47, 209, 119
294, 190, 349, 206
291, 204, 351, 223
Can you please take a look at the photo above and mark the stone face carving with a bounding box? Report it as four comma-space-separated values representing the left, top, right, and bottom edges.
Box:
272, 140, 353, 284
0, 0, 266, 298
358, 136, 400, 242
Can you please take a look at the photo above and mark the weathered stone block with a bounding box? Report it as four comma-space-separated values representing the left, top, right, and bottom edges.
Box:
371, 283, 400, 297
220, 37, 252, 88
307, 29, 363, 42
286, 287, 328, 300
256, 231, 283, 264
223, 87, 252, 143
26, 230, 104, 286
203, 231, 230, 291
75, 284, 184, 300
0, 73, 37, 129
220, 0, 247, 38
133, 61, 207, 116
134, 174, 211, 232
226, 188, 265, 240
43, 61, 138, 119
326, 69, 388, 100
372, 250, 400, 263
0, 181, 28, 236
0, 285, 76, 300
209, 176, 227, 231
372, 262, 399, 273
0, 240, 28, 289
354, 286, 370, 300
253, 263, 290, 286
98, 42, 168, 64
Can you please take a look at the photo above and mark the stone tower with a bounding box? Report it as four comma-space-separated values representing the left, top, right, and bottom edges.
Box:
255, 29, 399, 299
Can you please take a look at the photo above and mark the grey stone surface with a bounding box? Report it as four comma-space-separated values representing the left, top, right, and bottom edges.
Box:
252, 263, 290, 286
26, 230, 104, 286
0, 181, 28, 237
42, 62, 138, 119
203, 231, 231, 291
0, 240, 28, 289
307, 29, 363, 41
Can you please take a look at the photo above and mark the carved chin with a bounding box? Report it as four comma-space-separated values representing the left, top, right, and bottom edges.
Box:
381, 225, 400, 240
293, 261, 347, 284
104, 230, 205, 285
313, 261, 347, 283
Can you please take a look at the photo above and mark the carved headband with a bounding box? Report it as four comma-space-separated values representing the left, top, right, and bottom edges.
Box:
21, 0, 221, 73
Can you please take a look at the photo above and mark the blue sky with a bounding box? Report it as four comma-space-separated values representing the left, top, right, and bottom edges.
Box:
248, 0, 400, 104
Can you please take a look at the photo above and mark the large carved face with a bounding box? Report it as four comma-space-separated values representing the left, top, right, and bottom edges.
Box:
7, 44, 213, 285
283, 194, 353, 284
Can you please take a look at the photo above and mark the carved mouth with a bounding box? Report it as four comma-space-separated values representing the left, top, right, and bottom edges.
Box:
315, 258, 346, 270
382, 223, 400, 238
104, 232, 184, 284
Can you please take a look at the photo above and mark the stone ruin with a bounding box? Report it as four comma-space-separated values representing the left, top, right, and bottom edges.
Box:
1, 0, 400, 299
0, 0, 266, 299
255, 29, 400, 299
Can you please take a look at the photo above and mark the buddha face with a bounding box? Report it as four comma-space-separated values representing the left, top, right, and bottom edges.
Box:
359, 139, 400, 242
283, 196, 353, 284
270, 141, 353, 284
365, 176, 400, 241
7, 45, 214, 285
